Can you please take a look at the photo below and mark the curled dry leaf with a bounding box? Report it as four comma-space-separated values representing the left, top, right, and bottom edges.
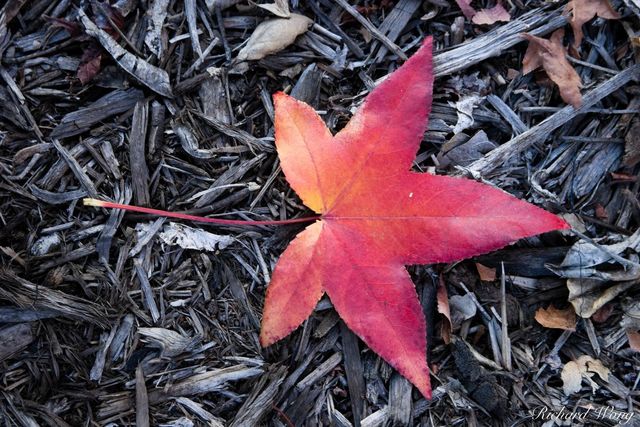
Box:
472, 4, 511, 25
450, 95, 482, 134
455, 0, 510, 25
159, 223, 235, 252
567, 278, 635, 318
549, 231, 640, 318
236, 13, 312, 62
258, 0, 291, 18
565, 0, 620, 48
437, 276, 452, 344
534, 305, 577, 331
561, 355, 610, 396
522, 29, 582, 108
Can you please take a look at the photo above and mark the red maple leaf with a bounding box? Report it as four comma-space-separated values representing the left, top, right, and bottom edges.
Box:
260, 37, 568, 399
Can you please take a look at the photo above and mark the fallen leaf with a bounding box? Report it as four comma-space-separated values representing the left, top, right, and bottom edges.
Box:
236, 13, 312, 62
454, 0, 477, 20
450, 95, 482, 134
535, 305, 577, 331
475, 262, 497, 281
472, 3, 511, 25
591, 303, 614, 323
626, 329, 640, 352
549, 232, 640, 317
78, 49, 103, 85
561, 360, 583, 395
437, 276, 452, 344
257, 0, 290, 18
555, 229, 640, 273
522, 29, 582, 108
567, 278, 635, 318
561, 355, 610, 396
455, 0, 511, 24
260, 37, 568, 399
565, 0, 620, 48
159, 222, 234, 251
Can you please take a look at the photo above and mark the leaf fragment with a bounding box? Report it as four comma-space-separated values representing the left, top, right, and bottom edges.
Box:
257, 0, 291, 18
522, 29, 582, 108
455, 0, 511, 25
159, 223, 235, 252
472, 3, 511, 25
561, 355, 610, 396
565, 0, 620, 48
534, 305, 577, 331
236, 13, 312, 62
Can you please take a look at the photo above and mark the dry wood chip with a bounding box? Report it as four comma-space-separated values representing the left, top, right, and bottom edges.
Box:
78, 9, 172, 97
149, 365, 263, 402
135, 366, 150, 427
50, 88, 144, 139
0, 323, 34, 362
145, 0, 170, 58
138, 327, 194, 357
236, 13, 313, 62
567, 278, 635, 318
0, 271, 107, 327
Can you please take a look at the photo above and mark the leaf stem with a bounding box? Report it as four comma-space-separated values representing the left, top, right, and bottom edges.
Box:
83, 198, 319, 226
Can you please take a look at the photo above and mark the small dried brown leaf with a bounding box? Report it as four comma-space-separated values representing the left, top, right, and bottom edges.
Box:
535, 305, 577, 331
522, 29, 582, 108
565, 0, 620, 48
